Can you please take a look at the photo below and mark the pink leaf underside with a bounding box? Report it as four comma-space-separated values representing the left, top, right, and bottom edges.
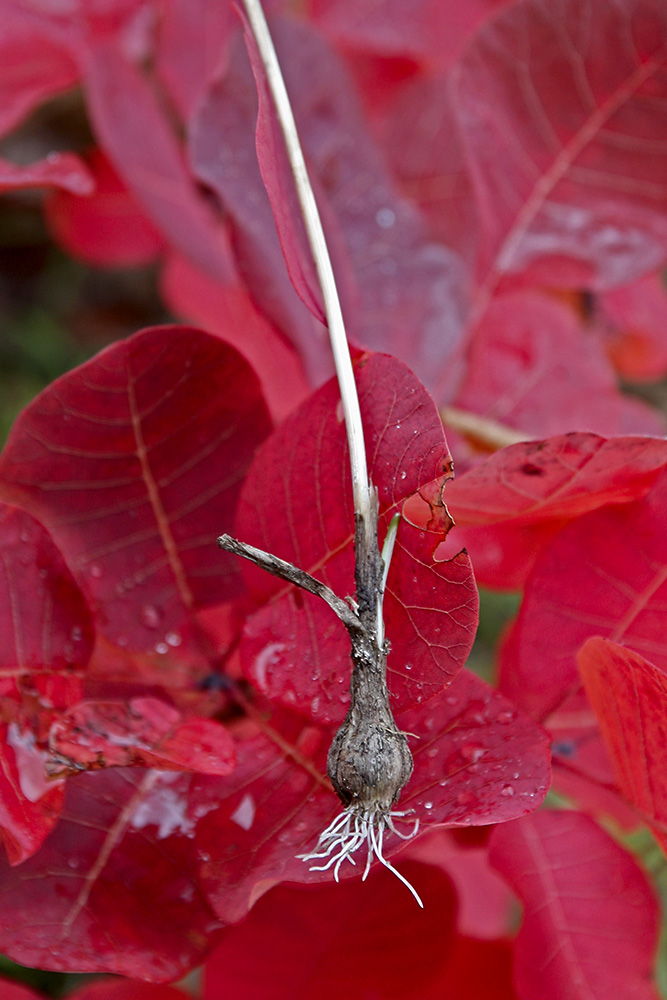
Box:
578, 637, 667, 850
0, 769, 222, 982
0, 152, 93, 195
154, 0, 238, 121
309, 0, 505, 70
0, 326, 272, 681
159, 253, 310, 424
454, 0, 667, 296
239, 5, 326, 325
203, 860, 459, 1000
451, 291, 666, 448
596, 272, 667, 381
234, 351, 478, 725
83, 38, 236, 285
499, 467, 667, 814
191, 15, 468, 401
0, 21, 78, 136
192, 668, 550, 923
48, 697, 236, 777
0, 501, 94, 864
490, 810, 661, 1000
444, 430, 667, 588
44, 148, 165, 267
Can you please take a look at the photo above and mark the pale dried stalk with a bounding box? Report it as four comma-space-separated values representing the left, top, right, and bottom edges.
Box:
223, 0, 421, 904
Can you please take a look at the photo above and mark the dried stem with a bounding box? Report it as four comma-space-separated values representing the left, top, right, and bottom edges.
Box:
229, 0, 420, 902
240, 0, 372, 530
440, 406, 529, 451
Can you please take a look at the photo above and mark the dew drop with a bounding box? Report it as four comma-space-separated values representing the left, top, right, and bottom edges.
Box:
89, 563, 103, 579
424, 801, 433, 810
165, 631, 181, 647
400, 471, 407, 480
460, 743, 486, 764
141, 604, 162, 629
501, 784, 515, 797
70, 625, 83, 642
497, 710, 515, 724
155, 642, 169, 655
446, 695, 458, 706
376, 206, 396, 228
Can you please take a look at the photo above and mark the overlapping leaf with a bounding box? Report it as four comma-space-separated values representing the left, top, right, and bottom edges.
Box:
191, 15, 468, 399
596, 273, 667, 381
0, 502, 93, 864
234, 350, 478, 725
578, 637, 667, 850
193, 669, 550, 923
454, 0, 667, 294
45, 149, 164, 267
490, 810, 661, 1000
445, 430, 667, 588
203, 860, 459, 1000
0, 769, 223, 980
48, 697, 236, 777
0, 326, 272, 678
0, 153, 93, 195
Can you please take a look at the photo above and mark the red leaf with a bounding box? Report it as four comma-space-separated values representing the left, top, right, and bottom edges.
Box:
160, 253, 310, 423
0, 502, 94, 863
0, 19, 78, 136
239, 6, 327, 325
445, 431, 667, 587
0, 152, 93, 195
578, 637, 667, 849
454, 0, 667, 295
45, 148, 165, 267
452, 291, 666, 445
191, 17, 468, 399
155, 0, 237, 120
0, 981, 43, 1000
83, 40, 236, 285
193, 669, 550, 923
596, 273, 667, 382
75, 983, 187, 1000
48, 698, 236, 777
203, 861, 459, 1000
235, 351, 477, 724
490, 810, 661, 1000
0, 326, 272, 674
0, 769, 222, 981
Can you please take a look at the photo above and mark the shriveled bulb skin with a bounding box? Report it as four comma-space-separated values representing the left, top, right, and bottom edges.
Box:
327, 640, 413, 811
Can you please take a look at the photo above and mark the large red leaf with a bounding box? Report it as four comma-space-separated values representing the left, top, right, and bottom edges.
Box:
454, 0, 667, 298
48, 697, 236, 777
490, 811, 661, 1000
191, 16, 468, 399
0, 769, 222, 981
234, 351, 478, 725
203, 860, 459, 1000
445, 431, 667, 588
451, 291, 666, 448
45, 149, 165, 267
578, 637, 667, 849
0, 326, 272, 676
74, 983, 187, 1000
0, 502, 94, 864
83, 39, 236, 285
193, 669, 550, 923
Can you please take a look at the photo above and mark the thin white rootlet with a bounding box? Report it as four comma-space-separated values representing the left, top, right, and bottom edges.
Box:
298, 806, 423, 907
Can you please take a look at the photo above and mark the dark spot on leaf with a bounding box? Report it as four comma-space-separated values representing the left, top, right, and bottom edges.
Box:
520, 462, 545, 476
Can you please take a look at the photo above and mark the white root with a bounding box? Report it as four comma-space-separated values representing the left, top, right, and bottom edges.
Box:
298, 806, 423, 907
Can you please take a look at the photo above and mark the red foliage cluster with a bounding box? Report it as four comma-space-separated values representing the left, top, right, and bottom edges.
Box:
0, 0, 667, 997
